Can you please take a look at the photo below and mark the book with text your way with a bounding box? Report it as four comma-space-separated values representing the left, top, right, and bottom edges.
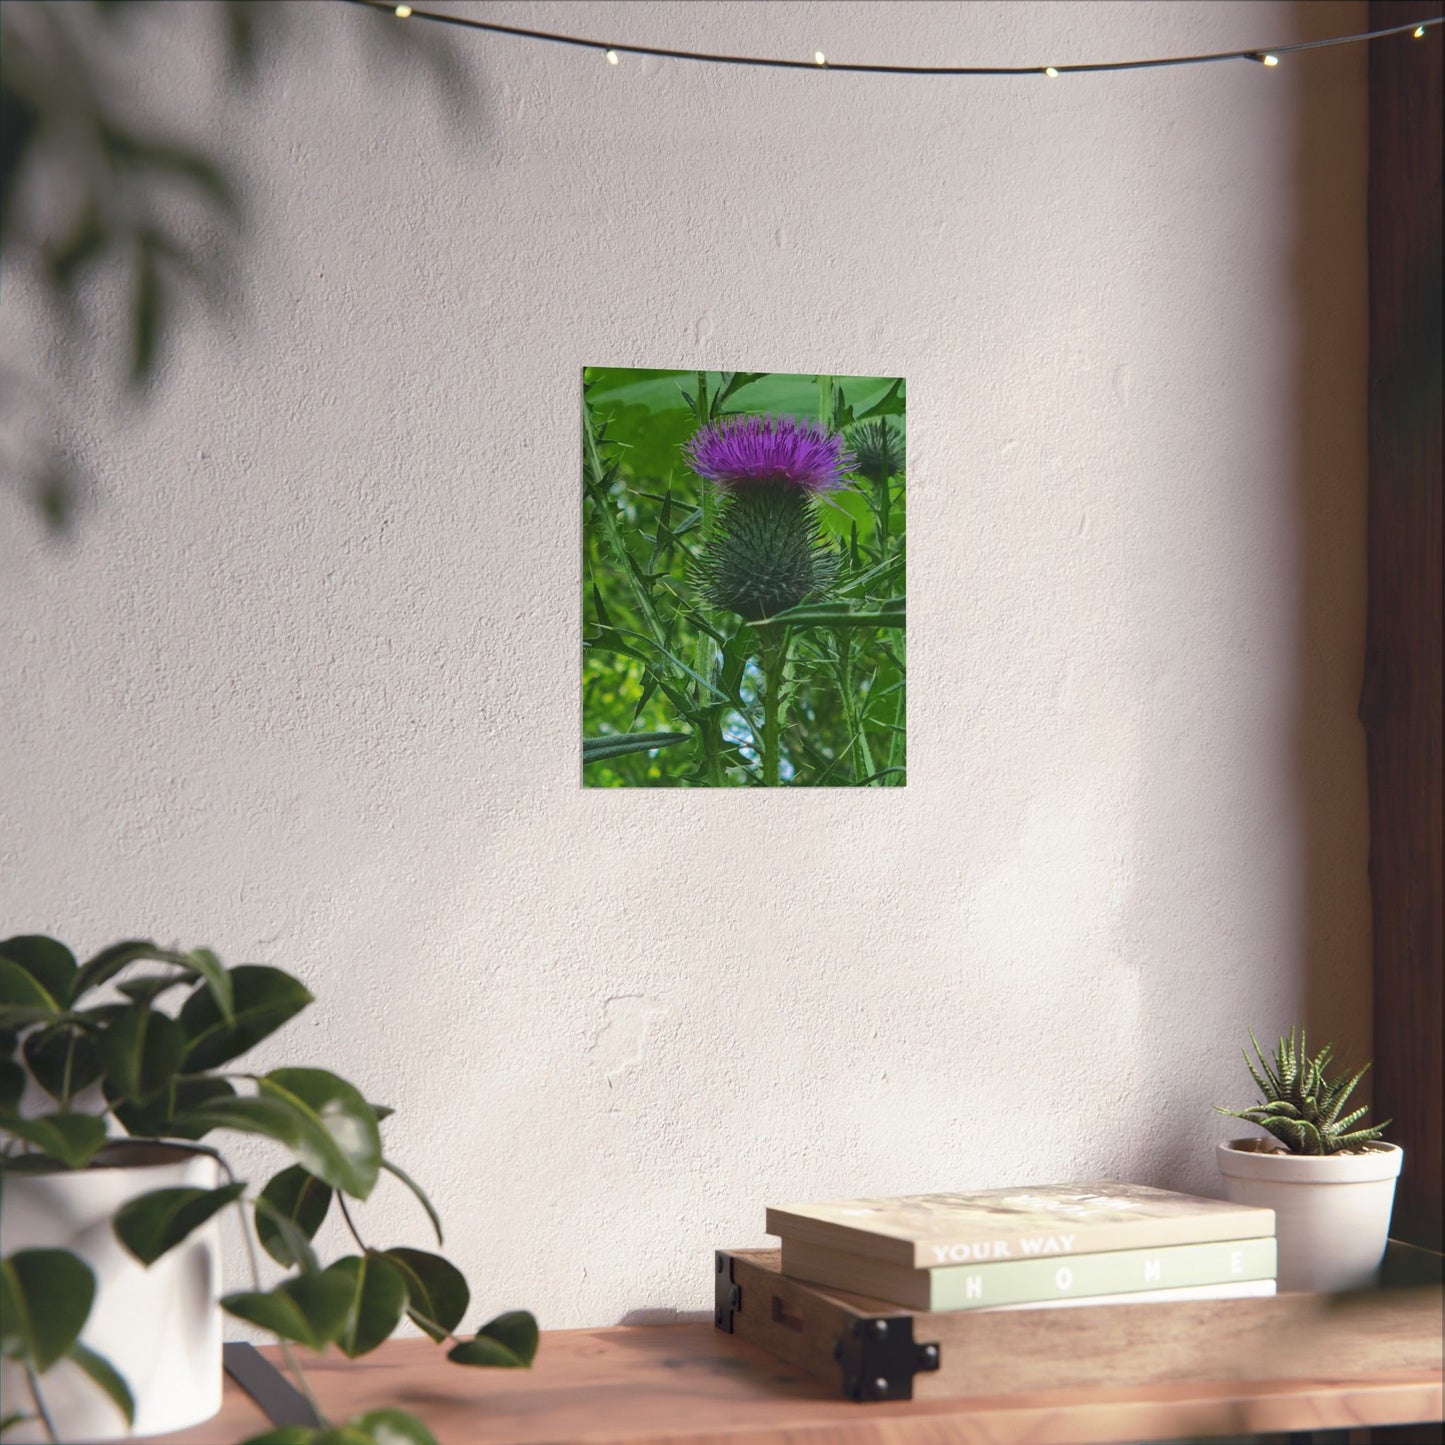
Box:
767, 1181, 1275, 1268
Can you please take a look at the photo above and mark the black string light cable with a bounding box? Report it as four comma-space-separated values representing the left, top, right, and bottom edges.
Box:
340, 1, 1441, 77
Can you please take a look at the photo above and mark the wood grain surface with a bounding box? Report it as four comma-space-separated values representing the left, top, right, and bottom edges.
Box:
148, 1318, 1442, 1445
723, 1247, 1444, 1405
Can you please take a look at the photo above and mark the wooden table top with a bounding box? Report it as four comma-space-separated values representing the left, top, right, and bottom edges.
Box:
153, 1322, 1444, 1445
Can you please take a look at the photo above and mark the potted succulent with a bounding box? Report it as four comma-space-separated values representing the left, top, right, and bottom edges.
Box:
1215, 1026, 1401, 1293
0, 934, 537, 1445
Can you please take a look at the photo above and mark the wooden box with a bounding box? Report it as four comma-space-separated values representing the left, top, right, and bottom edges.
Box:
715, 1241, 1445, 1404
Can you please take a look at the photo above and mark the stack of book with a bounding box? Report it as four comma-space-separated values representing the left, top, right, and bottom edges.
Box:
766, 1181, 1277, 1312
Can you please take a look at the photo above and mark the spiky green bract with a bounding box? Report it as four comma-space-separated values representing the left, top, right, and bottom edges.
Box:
695, 486, 836, 621
1216, 1026, 1391, 1156
848, 419, 905, 484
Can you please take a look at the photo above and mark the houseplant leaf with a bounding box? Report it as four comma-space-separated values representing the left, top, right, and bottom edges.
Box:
169, 1094, 308, 1151
0, 1059, 24, 1111
0, 1248, 95, 1370
256, 1165, 332, 1267
0, 1110, 107, 1168
108, 1075, 236, 1140
175, 1084, 378, 1200
381, 1248, 468, 1342
72, 941, 165, 998
326, 1254, 407, 1359
24, 1024, 103, 1101
180, 966, 313, 1070
67, 1340, 135, 1426
222, 1272, 353, 1351
353, 1409, 440, 1445
0, 937, 77, 1007
447, 1310, 538, 1368
179, 947, 233, 1021
97, 1007, 187, 1102
259, 1070, 381, 1200
116, 973, 192, 1007
113, 1182, 246, 1265
253, 1198, 321, 1276
0, 959, 61, 1028
70, 941, 233, 1021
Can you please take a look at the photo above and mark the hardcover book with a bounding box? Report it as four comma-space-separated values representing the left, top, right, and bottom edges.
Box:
766, 1181, 1275, 1269
779, 1235, 1278, 1311
986, 1278, 1276, 1310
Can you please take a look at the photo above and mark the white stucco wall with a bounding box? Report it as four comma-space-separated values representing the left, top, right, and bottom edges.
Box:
0, 0, 1369, 1330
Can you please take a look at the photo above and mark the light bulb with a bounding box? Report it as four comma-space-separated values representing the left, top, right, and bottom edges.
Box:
605, 49, 619, 64
394, 3, 412, 15
1044, 66, 1059, 78
814, 51, 826, 66
1262, 53, 1279, 66
1414, 25, 1426, 38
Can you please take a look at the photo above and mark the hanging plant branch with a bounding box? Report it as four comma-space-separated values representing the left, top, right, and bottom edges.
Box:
0, 933, 538, 1445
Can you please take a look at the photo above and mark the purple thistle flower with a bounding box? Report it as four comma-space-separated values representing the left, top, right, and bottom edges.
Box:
685, 414, 855, 494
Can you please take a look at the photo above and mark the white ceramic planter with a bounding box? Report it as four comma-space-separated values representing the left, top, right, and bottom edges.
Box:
1216, 1137, 1403, 1293
0, 1141, 224, 1442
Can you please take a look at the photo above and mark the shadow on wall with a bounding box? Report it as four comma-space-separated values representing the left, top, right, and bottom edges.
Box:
0, 0, 475, 536
1131, 0, 1373, 1195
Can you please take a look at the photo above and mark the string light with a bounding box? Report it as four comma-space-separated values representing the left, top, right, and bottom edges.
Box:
605, 49, 618, 65
340, 2, 1443, 78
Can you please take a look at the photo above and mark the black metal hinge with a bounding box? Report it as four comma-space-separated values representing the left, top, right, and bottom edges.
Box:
833, 1313, 941, 1402
714, 1250, 741, 1332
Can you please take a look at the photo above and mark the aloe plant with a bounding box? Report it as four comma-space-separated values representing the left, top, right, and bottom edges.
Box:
1217, 1027, 1391, 1156
0, 934, 537, 1445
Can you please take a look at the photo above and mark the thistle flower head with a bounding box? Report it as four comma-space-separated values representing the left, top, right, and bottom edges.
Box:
685, 414, 855, 494
848, 419, 905, 485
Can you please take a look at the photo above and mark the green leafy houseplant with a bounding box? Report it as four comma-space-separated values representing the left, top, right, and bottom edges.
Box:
0, 934, 537, 1445
1216, 1027, 1391, 1155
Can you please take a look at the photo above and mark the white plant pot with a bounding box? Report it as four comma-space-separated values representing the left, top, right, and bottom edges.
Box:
1216, 1137, 1403, 1293
0, 1141, 223, 1441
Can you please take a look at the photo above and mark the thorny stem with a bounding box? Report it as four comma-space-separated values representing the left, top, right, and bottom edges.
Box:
24, 1364, 57, 1443
759, 632, 787, 786
584, 411, 667, 649
832, 632, 875, 782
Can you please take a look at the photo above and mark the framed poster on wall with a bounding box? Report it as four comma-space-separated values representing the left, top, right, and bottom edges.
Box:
582, 368, 905, 788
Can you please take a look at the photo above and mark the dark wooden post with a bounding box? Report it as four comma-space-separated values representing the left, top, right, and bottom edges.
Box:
1364, 1, 1443, 1256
